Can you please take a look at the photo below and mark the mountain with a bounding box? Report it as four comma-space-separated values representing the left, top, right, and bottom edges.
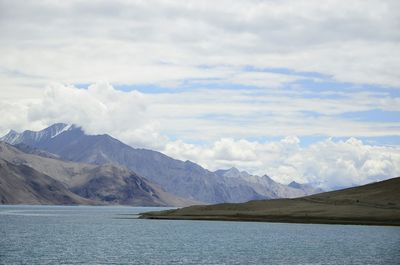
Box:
214, 167, 252, 179
0, 141, 195, 206
68, 163, 198, 206
215, 167, 322, 198
1, 124, 322, 203
13, 143, 60, 159
288, 181, 324, 195
140, 176, 400, 226
1, 123, 74, 146
0, 158, 95, 205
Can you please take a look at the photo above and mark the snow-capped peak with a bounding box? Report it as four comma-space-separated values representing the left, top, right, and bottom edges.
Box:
0, 123, 74, 145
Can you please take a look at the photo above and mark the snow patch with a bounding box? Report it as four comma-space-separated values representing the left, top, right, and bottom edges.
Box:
51, 124, 72, 138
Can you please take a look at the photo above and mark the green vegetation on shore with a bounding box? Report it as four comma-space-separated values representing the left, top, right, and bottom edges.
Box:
140, 177, 400, 226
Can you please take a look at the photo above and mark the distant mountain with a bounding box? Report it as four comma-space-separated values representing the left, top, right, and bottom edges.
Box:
0, 142, 195, 206
288, 181, 324, 195
215, 167, 252, 179
1, 124, 322, 203
215, 167, 321, 198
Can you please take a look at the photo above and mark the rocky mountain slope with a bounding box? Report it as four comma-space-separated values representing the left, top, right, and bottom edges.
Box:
0, 158, 95, 205
0, 142, 195, 206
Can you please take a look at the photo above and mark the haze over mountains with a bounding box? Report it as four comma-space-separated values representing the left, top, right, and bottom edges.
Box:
0, 123, 322, 205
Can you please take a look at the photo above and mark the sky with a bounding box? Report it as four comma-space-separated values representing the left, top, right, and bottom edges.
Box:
0, 0, 399, 189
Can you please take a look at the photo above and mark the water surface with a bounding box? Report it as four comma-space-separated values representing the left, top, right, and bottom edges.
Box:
0, 205, 399, 264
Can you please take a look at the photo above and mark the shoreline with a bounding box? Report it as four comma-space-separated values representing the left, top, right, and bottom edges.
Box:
139, 214, 400, 227
139, 177, 400, 227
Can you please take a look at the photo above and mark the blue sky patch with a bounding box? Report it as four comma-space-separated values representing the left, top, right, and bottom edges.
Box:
242, 65, 330, 79
341, 109, 400, 123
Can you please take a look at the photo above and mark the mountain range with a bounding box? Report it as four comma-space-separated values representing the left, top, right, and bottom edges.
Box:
0, 123, 322, 205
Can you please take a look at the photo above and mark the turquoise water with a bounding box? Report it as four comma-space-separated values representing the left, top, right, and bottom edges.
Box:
0, 205, 399, 265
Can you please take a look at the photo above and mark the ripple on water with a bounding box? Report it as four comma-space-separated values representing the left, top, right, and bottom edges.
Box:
0, 205, 399, 265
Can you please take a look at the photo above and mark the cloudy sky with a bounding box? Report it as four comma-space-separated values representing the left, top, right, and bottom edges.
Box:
1, 0, 399, 189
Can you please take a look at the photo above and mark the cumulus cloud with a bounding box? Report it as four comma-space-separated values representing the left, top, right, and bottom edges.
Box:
9, 82, 166, 149
163, 137, 400, 190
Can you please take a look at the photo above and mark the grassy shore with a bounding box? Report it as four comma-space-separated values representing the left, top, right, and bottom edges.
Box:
140, 177, 400, 226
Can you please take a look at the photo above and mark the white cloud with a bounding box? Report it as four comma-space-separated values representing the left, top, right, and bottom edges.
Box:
163, 137, 400, 190
1, 82, 399, 142
9, 82, 166, 149
0, 0, 399, 87
145, 87, 400, 142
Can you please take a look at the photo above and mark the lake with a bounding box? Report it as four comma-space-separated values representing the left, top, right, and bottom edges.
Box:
0, 205, 399, 264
